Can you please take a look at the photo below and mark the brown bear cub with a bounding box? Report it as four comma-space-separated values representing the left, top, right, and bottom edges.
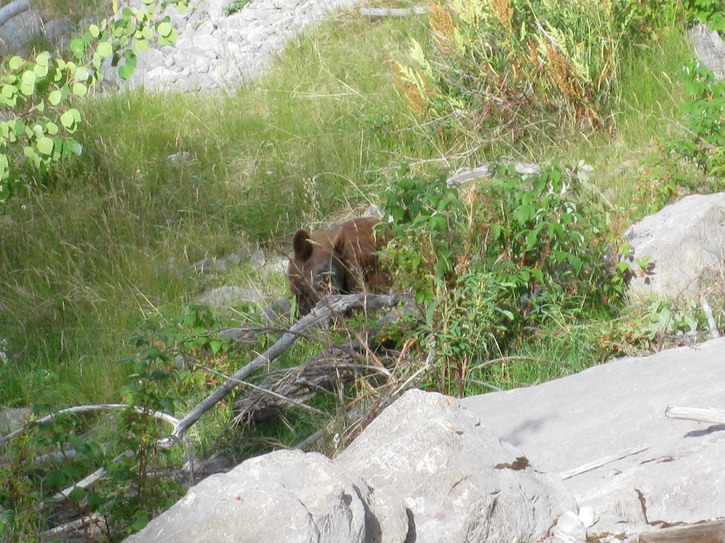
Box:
287, 217, 389, 315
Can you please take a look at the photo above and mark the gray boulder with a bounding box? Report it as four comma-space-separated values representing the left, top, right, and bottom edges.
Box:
123, 390, 575, 543
624, 193, 725, 301
462, 335, 725, 541
337, 389, 576, 543
0, 9, 42, 55
0, 406, 32, 434
689, 22, 725, 80
123, 448, 403, 543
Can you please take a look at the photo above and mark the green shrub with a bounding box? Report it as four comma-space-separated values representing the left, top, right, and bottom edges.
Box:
382, 165, 622, 395
670, 62, 725, 186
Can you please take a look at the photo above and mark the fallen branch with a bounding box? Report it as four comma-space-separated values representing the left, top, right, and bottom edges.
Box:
665, 406, 725, 425
559, 445, 649, 480
0, 0, 30, 29
232, 294, 419, 425
0, 404, 182, 449
166, 293, 402, 442
446, 162, 541, 187
359, 6, 427, 19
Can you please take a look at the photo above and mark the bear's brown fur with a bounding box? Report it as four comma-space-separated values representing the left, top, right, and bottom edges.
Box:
287, 217, 389, 315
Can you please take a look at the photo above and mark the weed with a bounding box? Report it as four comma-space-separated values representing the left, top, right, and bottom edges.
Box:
223, 0, 251, 16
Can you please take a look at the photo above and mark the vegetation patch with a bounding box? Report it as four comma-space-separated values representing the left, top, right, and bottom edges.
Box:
0, 0, 724, 540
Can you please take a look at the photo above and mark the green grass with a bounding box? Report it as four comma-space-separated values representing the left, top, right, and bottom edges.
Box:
1, 3, 717, 539
0, 5, 697, 409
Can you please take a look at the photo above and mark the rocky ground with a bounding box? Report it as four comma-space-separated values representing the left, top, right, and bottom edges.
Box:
1, 0, 370, 90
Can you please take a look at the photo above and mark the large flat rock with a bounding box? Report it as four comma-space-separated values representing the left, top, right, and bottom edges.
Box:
462, 337, 725, 540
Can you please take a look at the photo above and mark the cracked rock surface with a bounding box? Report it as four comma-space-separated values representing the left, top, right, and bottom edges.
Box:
462, 336, 725, 541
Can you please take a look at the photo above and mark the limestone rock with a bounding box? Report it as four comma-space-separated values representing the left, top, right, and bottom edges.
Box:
689, 22, 725, 80
196, 285, 263, 309
0, 407, 32, 434
123, 449, 401, 543
462, 336, 725, 541
624, 193, 725, 301
0, 9, 42, 55
337, 389, 576, 543
122, 390, 574, 543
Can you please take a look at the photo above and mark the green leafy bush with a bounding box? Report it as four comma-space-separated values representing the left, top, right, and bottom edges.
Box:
669, 62, 725, 186
0, 0, 188, 201
382, 165, 622, 395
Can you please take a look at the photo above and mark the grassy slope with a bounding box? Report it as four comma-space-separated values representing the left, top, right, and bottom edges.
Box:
0, 7, 695, 409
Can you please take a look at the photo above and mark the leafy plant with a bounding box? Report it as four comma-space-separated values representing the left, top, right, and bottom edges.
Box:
223, 0, 251, 16
0, 0, 188, 201
383, 165, 621, 395
668, 62, 725, 186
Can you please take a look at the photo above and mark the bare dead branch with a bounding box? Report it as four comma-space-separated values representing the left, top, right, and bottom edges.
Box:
195, 363, 328, 418
0, 404, 181, 449
232, 294, 420, 425
167, 293, 402, 441
359, 6, 427, 19
665, 406, 725, 425
0, 0, 30, 29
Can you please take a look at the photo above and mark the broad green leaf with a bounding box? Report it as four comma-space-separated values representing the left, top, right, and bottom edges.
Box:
72, 82, 88, 96
48, 90, 63, 105
33, 64, 48, 77
89, 24, 100, 38
142, 26, 154, 39
70, 38, 85, 59
23, 146, 35, 159
35, 52, 50, 67
46, 122, 59, 135
118, 52, 137, 80
134, 39, 149, 53
8, 56, 24, 71
60, 110, 79, 130
97, 41, 113, 58
37, 136, 54, 155
159, 28, 179, 45
19, 83, 34, 96
157, 21, 173, 37
12, 120, 24, 135
75, 66, 90, 81
21, 70, 36, 86
1, 85, 15, 98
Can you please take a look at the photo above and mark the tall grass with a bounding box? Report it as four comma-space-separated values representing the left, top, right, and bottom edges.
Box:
0, 2, 698, 410
0, 9, 433, 407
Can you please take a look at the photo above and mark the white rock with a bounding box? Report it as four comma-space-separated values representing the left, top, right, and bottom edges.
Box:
552, 511, 587, 543
578, 506, 598, 528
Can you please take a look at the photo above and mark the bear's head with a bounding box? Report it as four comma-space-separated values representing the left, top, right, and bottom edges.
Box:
287, 228, 349, 315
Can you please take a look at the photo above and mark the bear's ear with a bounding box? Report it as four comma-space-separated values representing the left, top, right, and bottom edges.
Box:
292, 229, 314, 261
